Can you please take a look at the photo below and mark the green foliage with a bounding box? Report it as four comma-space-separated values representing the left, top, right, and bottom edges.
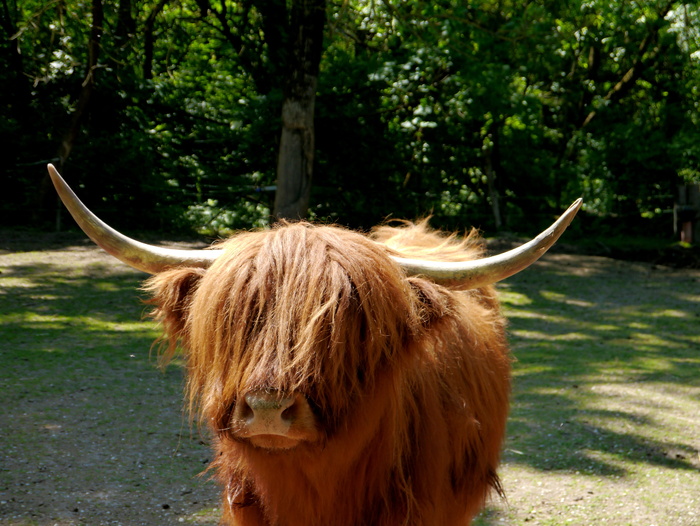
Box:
3, 0, 700, 235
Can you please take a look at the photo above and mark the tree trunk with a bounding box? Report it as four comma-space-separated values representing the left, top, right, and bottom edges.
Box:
484, 147, 502, 230
272, 0, 326, 220
58, 0, 103, 165
274, 82, 318, 219
483, 123, 503, 229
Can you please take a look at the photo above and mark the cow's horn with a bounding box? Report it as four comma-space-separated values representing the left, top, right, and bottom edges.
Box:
49, 164, 581, 285
391, 198, 582, 288
48, 164, 222, 274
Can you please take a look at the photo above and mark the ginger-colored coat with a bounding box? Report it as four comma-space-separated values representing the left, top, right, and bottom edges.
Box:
145, 221, 510, 526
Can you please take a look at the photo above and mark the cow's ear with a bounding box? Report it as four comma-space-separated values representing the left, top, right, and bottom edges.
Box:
407, 277, 453, 328
143, 267, 207, 362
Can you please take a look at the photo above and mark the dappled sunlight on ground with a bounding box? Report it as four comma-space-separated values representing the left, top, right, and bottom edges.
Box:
474, 253, 700, 525
2, 243, 697, 525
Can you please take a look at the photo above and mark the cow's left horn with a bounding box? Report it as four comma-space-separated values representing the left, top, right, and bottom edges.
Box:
391, 198, 582, 289
48, 164, 222, 274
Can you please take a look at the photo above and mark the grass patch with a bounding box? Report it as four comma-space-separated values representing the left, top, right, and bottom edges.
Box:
0, 245, 220, 525
475, 254, 700, 525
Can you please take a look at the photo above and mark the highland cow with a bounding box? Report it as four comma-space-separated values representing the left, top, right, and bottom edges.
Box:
47, 164, 581, 526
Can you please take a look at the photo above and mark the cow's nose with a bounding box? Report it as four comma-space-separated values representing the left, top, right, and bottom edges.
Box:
233, 389, 299, 436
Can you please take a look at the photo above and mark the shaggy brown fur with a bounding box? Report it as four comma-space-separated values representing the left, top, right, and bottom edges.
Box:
144, 221, 510, 526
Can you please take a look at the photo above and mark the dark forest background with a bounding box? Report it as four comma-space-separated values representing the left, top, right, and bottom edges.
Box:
2, 0, 700, 243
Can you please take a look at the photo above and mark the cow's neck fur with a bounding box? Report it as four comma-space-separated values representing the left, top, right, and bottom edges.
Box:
217, 367, 410, 526
214, 355, 489, 526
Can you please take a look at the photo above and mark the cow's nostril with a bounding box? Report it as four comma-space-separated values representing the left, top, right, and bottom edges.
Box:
231, 396, 255, 425
280, 403, 296, 423
239, 398, 254, 422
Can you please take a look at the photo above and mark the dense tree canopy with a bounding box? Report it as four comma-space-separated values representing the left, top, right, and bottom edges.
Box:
3, 0, 700, 236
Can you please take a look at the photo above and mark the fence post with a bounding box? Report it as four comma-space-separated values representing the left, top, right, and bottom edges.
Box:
675, 184, 700, 243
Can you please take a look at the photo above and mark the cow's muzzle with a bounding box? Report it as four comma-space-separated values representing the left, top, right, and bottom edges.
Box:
230, 389, 319, 450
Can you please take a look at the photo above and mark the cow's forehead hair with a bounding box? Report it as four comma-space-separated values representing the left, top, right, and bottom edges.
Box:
207, 221, 409, 295
185, 222, 424, 414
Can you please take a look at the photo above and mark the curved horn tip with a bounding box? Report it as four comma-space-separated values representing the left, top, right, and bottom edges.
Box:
392, 198, 584, 288
47, 163, 59, 178
569, 197, 583, 212
557, 197, 583, 228
47, 164, 68, 189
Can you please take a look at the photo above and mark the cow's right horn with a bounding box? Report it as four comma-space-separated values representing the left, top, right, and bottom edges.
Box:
392, 198, 582, 289
48, 164, 223, 274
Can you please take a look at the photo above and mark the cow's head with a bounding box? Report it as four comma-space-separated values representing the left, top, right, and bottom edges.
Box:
144, 222, 441, 450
